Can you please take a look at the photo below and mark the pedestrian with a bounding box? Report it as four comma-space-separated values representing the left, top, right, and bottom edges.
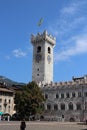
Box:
20, 119, 26, 130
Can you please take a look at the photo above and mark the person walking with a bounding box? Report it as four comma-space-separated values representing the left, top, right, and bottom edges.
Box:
20, 119, 26, 130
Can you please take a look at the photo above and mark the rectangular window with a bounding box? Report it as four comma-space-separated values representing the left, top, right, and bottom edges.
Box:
84, 92, 87, 97
0, 99, 2, 103
78, 92, 81, 97
85, 102, 87, 110
77, 104, 81, 110
72, 92, 75, 97
66, 93, 70, 98
9, 99, 11, 104
0, 105, 2, 111
61, 93, 64, 98
56, 94, 59, 98
45, 94, 48, 99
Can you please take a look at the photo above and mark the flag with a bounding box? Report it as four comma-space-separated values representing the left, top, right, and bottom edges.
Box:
38, 18, 43, 26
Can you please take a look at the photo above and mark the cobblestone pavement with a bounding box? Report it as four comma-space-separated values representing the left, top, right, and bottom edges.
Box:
0, 121, 87, 130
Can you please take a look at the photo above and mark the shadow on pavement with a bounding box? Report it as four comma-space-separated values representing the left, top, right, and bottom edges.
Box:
80, 129, 87, 130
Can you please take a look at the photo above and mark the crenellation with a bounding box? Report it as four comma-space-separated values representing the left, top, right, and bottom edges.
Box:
64, 81, 68, 85
31, 30, 56, 46
42, 77, 87, 88
56, 82, 61, 86
59, 82, 63, 85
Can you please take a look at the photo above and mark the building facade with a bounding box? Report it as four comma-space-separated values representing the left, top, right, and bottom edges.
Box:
0, 86, 15, 116
42, 76, 87, 121
31, 31, 87, 122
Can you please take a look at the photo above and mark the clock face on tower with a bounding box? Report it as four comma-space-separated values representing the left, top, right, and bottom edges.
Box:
35, 54, 42, 62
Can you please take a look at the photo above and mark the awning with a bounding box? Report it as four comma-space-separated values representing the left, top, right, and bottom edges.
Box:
0, 112, 4, 115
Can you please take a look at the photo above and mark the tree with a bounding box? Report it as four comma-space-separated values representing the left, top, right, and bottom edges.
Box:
14, 81, 45, 120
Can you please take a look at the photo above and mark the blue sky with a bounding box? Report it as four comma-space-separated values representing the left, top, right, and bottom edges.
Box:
0, 0, 87, 83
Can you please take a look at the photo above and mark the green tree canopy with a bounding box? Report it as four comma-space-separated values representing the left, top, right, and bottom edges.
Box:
14, 81, 45, 120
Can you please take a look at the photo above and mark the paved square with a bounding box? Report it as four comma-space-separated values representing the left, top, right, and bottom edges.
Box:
0, 121, 87, 130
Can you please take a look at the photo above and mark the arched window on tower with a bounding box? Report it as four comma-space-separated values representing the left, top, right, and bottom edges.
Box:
37, 46, 41, 53
48, 47, 51, 54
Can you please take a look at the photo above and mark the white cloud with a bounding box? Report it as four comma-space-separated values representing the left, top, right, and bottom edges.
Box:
75, 37, 87, 53
12, 48, 27, 58
60, 1, 86, 15
48, 1, 87, 37
48, 1, 87, 63
54, 35, 87, 61
61, 3, 77, 15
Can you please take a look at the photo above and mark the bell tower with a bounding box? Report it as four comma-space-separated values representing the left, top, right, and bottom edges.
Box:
31, 30, 56, 85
